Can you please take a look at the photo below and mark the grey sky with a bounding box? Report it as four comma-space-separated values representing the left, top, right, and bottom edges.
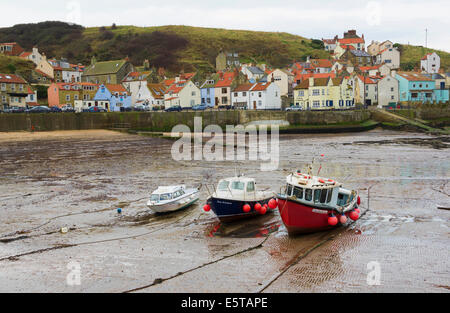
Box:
1, 0, 449, 52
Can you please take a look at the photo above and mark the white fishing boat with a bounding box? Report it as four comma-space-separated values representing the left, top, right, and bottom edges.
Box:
147, 185, 199, 213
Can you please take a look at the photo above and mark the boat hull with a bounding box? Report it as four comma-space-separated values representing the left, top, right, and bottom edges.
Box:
208, 197, 273, 222
277, 198, 338, 235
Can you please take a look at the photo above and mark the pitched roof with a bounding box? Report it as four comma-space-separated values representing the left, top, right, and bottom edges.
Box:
295, 72, 335, 82
246, 66, 265, 75
233, 83, 255, 92
396, 72, 433, 81
147, 83, 166, 99
421, 53, 433, 60
167, 81, 187, 93
350, 50, 371, 57
105, 84, 128, 94
251, 82, 271, 91
322, 38, 336, 44
122, 71, 151, 82
338, 37, 365, 44
357, 75, 377, 84
310, 59, 333, 68
215, 72, 236, 88
359, 65, 382, 72
0, 73, 27, 84
83, 59, 128, 76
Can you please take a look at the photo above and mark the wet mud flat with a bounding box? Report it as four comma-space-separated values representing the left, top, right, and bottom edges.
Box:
0, 129, 449, 292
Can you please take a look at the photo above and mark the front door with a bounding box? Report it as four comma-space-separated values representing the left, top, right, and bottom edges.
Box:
253, 101, 256, 110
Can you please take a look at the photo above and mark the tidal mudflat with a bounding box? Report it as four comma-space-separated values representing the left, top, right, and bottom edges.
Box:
0, 129, 448, 292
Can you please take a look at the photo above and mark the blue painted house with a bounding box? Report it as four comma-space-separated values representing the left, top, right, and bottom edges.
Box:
93, 84, 132, 112
396, 72, 449, 103
200, 79, 216, 107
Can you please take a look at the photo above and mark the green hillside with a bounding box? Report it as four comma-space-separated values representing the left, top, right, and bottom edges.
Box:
0, 22, 448, 73
0, 55, 35, 76
395, 43, 450, 71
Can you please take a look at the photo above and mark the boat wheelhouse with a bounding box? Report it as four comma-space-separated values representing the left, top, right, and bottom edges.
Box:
147, 185, 199, 213
204, 175, 275, 222
277, 171, 360, 235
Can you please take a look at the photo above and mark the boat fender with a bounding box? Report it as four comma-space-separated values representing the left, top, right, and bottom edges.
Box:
328, 214, 338, 226
349, 210, 359, 221
339, 215, 347, 224
355, 208, 360, 214
203, 204, 211, 212
357, 196, 361, 205
243, 204, 251, 213
254, 203, 262, 211
268, 198, 278, 209
319, 179, 325, 184
260, 206, 267, 215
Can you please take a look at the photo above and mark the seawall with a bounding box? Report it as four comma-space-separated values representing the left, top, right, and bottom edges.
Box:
0, 110, 371, 132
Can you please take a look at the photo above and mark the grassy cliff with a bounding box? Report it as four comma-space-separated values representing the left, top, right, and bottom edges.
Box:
0, 22, 448, 73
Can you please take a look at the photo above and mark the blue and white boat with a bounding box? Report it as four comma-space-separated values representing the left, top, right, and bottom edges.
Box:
204, 175, 274, 222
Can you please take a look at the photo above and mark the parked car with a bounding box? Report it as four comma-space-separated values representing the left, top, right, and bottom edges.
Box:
61, 105, 75, 113
50, 106, 62, 113
133, 104, 150, 112
285, 106, 303, 111
86, 106, 107, 113
192, 104, 209, 111
7, 106, 26, 113
165, 106, 182, 112
27, 106, 51, 113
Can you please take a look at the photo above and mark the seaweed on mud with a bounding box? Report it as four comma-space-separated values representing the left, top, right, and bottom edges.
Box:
347, 136, 450, 150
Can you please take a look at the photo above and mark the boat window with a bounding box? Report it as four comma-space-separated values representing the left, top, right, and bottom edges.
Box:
218, 181, 229, 191
293, 186, 303, 199
314, 189, 321, 203
305, 189, 312, 201
179, 190, 185, 196
337, 193, 349, 206
232, 181, 245, 190
286, 184, 293, 196
173, 191, 181, 198
320, 189, 328, 203
327, 189, 333, 203
160, 193, 172, 201
246, 181, 255, 192
150, 194, 159, 202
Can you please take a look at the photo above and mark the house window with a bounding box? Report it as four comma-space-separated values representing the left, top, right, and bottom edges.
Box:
412, 93, 418, 98
222, 88, 227, 93
391, 95, 394, 100
234, 93, 238, 97
258, 92, 262, 98
299, 90, 304, 97
258, 100, 262, 106
192, 91, 196, 96
66, 95, 71, 101
243, 92, 246, 97
312, 89, 320, 96
391, 87, 394, 92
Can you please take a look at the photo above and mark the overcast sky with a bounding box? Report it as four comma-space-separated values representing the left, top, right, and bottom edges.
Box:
1, 0, 449, 52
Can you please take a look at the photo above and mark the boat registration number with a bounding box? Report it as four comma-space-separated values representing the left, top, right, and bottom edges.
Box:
312, 209, 328, 214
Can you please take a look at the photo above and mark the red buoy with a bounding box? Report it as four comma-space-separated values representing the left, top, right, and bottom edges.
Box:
328, 215, 338, 226
243, 204, 251, 213
357, 196, 361, 205
339, 215, 347, 224
355, 208, 361, 214
203, 204, 211, 212
268, 199, 277, 209
349, 210, 359, 221
254, 203, 262, 211
260, 206, 267, 215
319, 179, 325, 184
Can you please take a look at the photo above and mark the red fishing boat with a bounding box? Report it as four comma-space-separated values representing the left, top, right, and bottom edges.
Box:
275, 168, 361, 235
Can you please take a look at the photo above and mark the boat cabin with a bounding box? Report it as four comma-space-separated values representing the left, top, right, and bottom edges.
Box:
284, 173, 353, 209
214, 176, 258, 200
150, 185, 186, 203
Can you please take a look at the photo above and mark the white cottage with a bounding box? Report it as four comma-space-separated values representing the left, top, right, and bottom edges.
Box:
248, 82, 281, 110
421, 52, 440, 74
